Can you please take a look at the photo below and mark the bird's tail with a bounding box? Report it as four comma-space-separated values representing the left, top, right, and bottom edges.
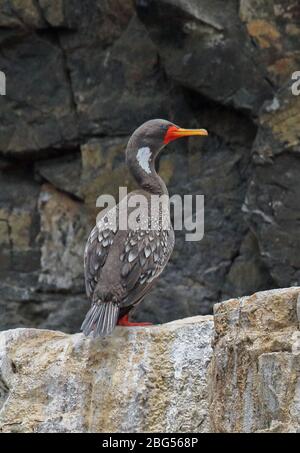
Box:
81, 302, 120, 338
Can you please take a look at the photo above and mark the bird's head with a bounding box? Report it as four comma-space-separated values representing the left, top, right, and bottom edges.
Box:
127, 119, 208, 154
126, 119, 208, 193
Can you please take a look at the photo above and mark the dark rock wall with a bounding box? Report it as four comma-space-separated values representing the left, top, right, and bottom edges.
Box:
0, 0, 299, 332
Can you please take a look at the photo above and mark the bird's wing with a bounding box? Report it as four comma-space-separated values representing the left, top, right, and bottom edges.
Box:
119, 227, 174, 309
84, 211, 118, 300
83, 202, 174, 337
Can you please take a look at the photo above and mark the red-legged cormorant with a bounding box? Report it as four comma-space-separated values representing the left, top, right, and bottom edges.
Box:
82, 119, 208, 337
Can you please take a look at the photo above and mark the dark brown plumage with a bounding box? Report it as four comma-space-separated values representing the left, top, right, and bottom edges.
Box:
82, 119, 208, 338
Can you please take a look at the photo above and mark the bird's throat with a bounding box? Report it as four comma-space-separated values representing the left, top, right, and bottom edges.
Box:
128, 148, 168, 195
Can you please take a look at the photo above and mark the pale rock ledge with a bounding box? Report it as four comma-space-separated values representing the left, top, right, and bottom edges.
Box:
0, 287, 299, 433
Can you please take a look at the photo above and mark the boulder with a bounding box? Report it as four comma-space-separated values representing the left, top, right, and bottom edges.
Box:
0, 316, 214, 433
211, 287, 300, 433
0, 287, 299, 433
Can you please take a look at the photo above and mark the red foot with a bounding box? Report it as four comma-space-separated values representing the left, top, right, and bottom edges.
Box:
117, 314, 152, 327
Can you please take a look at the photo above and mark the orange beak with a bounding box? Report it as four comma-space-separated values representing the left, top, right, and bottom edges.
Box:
164, 126, 208, 144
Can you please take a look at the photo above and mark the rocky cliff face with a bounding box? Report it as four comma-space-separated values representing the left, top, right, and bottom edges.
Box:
0, 287, 299, 433
0, 1, 300, 331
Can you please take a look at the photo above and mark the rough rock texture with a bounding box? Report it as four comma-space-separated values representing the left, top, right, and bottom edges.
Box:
37, 184, 90, 292
0, 316, 214, 433
0, 288, 299, 433
0, 1, 300, 331
211, 287, 300, 433
244, 85, 300, 287
137, 0, 273, 114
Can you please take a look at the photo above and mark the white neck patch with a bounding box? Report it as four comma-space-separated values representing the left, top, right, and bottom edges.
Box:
136, 147, 152, 174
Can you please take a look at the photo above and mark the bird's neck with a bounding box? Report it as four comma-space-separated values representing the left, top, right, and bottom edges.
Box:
127, 147, 168, 196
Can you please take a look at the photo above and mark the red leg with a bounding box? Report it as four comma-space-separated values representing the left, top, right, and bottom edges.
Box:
117, 314, 152, 327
